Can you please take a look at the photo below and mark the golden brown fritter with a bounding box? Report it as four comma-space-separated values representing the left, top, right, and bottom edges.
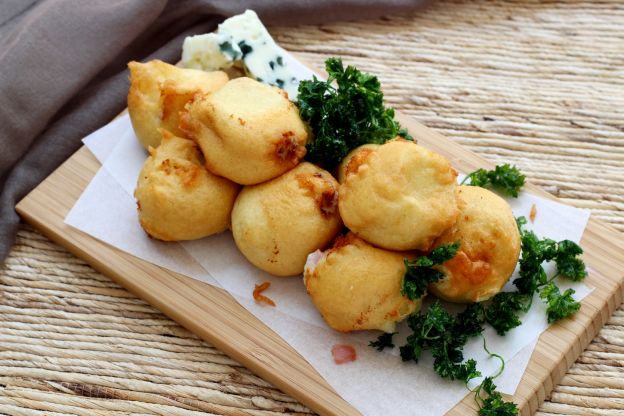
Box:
429, 185, 521, 303
337, 144, 380, 184
338, 139, 459, 251
231, 162, 342, 276
180, 77, 308, 185
304, 233, 421, 332
135, 130, 239, 241
127, 60, 228, 149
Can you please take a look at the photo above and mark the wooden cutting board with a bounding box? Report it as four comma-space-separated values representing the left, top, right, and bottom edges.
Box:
16, 97, 624, 415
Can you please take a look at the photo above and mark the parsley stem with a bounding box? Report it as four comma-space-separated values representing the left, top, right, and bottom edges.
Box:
545, 273, 561, 285
482, 336, 506, 379
472, 383, 485, 408
460, 175, 470, 185
422, 326, 433, 340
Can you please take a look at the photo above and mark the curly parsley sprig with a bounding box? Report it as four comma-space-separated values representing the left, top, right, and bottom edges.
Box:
474, 377, 519, 416
399, 301, 483, 383
461, 164, 525, 197
484, 292, 530, 336
297, 58, 411, 168
370, 301, 518, 414
474, 338, 518, 415
401, 242, 460, 300
398, 302, 518, 413
540, 283, 581, 323
368, 332, 396, 351
484, 217, 587, 335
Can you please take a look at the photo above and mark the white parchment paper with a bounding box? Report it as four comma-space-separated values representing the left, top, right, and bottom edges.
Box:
66, 53, 592, 415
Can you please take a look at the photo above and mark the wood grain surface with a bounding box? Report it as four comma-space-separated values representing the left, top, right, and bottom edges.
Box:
16, 108, 624, 415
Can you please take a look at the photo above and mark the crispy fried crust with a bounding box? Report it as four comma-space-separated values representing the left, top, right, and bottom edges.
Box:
429, 185, 521, 303
338, 139, 459, 251
180, 77, 308, 185
134, 130, 239, 241
127, 60, 228, 149
231, 162, 342, 276
304, 233, 421, 332
337, 144, 379, 184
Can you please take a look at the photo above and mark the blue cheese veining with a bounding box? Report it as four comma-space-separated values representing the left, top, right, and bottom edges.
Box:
182, 10, 300, 99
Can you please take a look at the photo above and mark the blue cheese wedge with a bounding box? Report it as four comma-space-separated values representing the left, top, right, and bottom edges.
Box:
182, 10, 300, 99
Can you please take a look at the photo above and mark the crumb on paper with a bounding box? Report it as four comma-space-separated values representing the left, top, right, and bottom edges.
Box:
331, 344, 357, 364
530, 203, 537, 223
253, 281, 275, 306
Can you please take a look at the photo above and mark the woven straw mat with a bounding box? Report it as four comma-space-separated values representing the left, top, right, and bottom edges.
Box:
2, 1, 623, 415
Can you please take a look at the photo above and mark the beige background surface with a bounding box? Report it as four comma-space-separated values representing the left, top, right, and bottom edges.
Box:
1, 0, 623, 415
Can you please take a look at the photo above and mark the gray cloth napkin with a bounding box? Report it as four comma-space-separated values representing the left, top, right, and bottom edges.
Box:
0, 0, 428, 261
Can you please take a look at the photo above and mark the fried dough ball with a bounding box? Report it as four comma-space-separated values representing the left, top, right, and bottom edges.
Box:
127, 60, 228, 149
231, 162, 342, 276
180, 77, 308, 185
135, 130, 239, 241
338, 139, 459, 251
429, 186, 521, 303
304, 233, 421, 333
337, 144, 380, 184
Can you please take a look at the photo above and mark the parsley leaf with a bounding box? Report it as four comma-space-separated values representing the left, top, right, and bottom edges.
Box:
401, 242, 460, 300
369, 332, 396, 351
513, 229, 551, 295
461, 164, 526, 197
480, 218, 585, 335
424, 242, 461, 265
476, 377, 519, 416
514, 229, 587, 294
454, 303, 486, 341
510, 217, 586, 327
554, 240, 587, 281
400, 302, 453, 363
400, 302, 483, 383
297, 58, 409, 168
398, 127, 413, 140
434, 356, 480, 383
401, 260, 444, 301
484, 292, 529, 336
515, 215, 527, 232
539, 283, 581, 323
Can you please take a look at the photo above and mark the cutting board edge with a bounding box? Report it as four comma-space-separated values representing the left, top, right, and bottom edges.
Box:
15, 147, 361, 416
16, 127, 624, 416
